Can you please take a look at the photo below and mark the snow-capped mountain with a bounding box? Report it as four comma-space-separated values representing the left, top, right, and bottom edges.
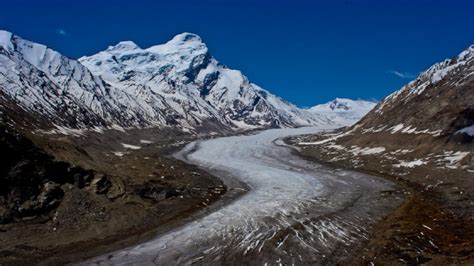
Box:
358, 44, 474, 137
308, 98, 376, 126
0, 30, 332, 132
79, 32, 330, 130
294, 45, 473, 184
0, 30, 158, 129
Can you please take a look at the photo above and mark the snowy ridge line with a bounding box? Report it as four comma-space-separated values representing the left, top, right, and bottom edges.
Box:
376, 45, 474, 114
0, 29, 372, 132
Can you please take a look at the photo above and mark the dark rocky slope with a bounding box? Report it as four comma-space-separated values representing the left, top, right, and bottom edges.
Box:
0, 124, 94, 223
0, 124, 227, 265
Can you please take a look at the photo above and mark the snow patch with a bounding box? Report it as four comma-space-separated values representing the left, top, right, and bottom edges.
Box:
110, 124, 126, 132
299, 126, 358, 145
121, 143, 141, 150
435, 151, 470, 169
456, 124, 474, 136
349, 146, 386, 156
112, 151, 125, 157
38, 125, 86, 137
390, 124, 405, 134
394, 159, 426, 168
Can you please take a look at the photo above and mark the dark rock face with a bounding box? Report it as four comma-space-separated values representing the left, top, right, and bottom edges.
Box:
90, 174, 112, 194
134, 182, 179, 202
0, 125, 97, 222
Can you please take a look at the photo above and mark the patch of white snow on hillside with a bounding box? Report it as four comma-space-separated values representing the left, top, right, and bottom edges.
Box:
38, 125, 85, 137
121, 143, 141, 150
110, 124, 126, 132
390, 124, 404, 134
92, 127, 104, 133
390, 149, 413, 155
430, 61, 467, 83
386, 125, 442, 136
299, 126, 358, 145
349, 146, 386, 156
456, 125, 474, 136
140, 139, 153, 144
394, 159, 426, 168
435, 151, 470, 169
231, 120, 260, 130
361, 125, 387, 133
401, 125, 417, 134
327, 144, 345, 150
113, 151, 125, 157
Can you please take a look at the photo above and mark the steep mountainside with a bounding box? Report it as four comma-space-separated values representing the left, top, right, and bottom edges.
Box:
359, 44, 474, 139
290, 45, 474, 265
0, 31, 150, 129
0, 30, 332, 132
296, 44, 473, 173
308, 98, 376, 126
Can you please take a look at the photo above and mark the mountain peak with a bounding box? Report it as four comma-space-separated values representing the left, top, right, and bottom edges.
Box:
146, 32, 207, 55
107, 40, 140, 51
329, 98, 350, 110
169, 32, 202, 44
457, 44, 474, 61
308, 98, 376, 126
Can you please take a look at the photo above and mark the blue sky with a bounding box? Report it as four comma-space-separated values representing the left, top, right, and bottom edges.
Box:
1, 0, 473, 106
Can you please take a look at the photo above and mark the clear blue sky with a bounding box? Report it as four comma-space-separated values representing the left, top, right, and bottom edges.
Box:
1, 0, 473, 106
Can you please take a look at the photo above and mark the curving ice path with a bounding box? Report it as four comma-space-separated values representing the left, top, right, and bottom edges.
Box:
83, 127, 402, 265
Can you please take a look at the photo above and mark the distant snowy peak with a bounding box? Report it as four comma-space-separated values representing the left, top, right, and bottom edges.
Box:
310, 98, 376, 112
308, 98, 376, 126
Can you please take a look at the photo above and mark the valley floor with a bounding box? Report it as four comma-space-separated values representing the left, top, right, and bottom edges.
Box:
81, 127, 404, 265
3, 126, 471, 265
